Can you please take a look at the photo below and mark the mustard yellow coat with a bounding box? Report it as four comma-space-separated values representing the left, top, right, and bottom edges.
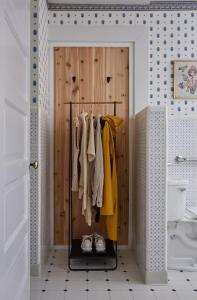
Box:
100, 115, 123, 241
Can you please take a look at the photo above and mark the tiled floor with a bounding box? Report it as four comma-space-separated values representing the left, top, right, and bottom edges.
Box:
31, 250, 197, 300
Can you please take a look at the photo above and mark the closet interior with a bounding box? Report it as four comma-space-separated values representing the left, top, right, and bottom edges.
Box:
54, 47, 130, 269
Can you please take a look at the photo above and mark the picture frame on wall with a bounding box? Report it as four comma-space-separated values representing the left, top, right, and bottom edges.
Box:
174, 60, 197, 99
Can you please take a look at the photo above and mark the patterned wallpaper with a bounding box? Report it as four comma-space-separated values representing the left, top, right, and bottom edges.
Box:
147, 107, 167, 278
30, 108, 39, 267
135, 107, 167, 282
47, 1, 197, 11
30, 0, 50, 271
30, 0, 39, 268
168, 117, 197, 208
38, 0, 49, 111
48, 9, 197, 117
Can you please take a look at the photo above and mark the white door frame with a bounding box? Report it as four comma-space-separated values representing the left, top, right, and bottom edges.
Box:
48, 25, 148, 249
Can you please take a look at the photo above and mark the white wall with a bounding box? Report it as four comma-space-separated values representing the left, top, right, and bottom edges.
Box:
135, 106, 167, 284
135, 108, 147, 278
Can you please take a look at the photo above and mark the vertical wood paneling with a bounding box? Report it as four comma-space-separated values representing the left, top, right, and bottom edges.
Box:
64, 47, 80, 103
93, 48, 106, 115
115, 48, 129, 242
64, 48, 80, 244
79, 48, 94, 114
54, 47, 66, 244
54, 47, 129, 245
105, 48, 116, 115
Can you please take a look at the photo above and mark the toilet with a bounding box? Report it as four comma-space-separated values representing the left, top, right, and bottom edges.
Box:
168, 179, 197, 271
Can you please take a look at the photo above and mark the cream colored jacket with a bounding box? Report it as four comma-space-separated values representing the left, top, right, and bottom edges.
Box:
78, 112, 88, 215
79, 113, 96, 226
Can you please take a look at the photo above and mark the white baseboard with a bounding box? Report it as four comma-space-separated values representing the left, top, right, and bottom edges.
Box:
31, 245, 51, 277
30, 264, 41, 276
41, 245, 51, 264
145, 271, 168, 284
31, 262, 49, 277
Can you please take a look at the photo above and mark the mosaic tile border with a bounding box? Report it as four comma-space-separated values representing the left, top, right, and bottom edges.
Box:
47, 1, 197, 11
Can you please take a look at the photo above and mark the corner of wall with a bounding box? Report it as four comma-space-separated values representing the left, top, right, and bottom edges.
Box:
30, 0, 50, 271
145, 271, 168, 285
146, 106, 167, 283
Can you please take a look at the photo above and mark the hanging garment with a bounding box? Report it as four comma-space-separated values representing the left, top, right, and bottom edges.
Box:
78, 112, 89, 215
92, 115, 104, 208
87, 113, 96, 162
71, 116, 80, 192
100, 115, 123, 241
86, 113, 96, 226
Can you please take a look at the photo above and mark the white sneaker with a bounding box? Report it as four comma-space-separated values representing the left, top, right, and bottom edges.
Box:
81, 235, 93, 253
94, 233, 106, 253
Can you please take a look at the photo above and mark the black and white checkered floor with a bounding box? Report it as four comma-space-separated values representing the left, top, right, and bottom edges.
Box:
31, 250, 197, 300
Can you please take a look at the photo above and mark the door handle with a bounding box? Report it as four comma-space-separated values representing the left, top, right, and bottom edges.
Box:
29, 160, 38, 170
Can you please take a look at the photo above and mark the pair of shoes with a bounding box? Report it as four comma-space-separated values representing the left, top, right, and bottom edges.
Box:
81, 233, 106, 253
81, 234, 93, 253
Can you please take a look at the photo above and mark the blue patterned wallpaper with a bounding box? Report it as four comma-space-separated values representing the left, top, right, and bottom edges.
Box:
48, 10, 197, 117
30, 0, 49, 269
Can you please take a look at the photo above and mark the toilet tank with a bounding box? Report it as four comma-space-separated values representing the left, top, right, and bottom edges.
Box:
168, 179, 188, 221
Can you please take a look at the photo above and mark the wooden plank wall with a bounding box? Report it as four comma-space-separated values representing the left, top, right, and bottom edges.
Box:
54, 47, 129, 245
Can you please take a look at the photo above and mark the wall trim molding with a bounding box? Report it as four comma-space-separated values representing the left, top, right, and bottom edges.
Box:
47, 1, 197, 11
145, 271, 168, 284
48, 26, 148, 253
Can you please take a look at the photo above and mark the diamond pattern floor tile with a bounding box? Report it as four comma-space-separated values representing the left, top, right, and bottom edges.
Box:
30, 250, 197, 300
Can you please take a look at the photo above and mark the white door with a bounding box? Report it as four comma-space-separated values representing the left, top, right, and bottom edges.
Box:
0, 0, 30, 300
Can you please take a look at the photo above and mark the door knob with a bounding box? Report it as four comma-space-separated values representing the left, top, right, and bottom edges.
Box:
30, 160, 38, 169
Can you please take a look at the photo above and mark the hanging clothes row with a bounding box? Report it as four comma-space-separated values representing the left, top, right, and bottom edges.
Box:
71, 112, 123, 241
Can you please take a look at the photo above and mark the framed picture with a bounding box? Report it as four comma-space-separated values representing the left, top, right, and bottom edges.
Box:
174, 60, 197, 99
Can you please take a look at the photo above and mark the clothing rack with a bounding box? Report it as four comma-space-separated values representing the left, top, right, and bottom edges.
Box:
64, 101, 122, 271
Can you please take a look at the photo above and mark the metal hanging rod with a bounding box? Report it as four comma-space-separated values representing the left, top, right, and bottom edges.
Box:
67, 99, 118, 271
64, 101, 122, 105
175, 155, 197, 163
168, 155, 197, 166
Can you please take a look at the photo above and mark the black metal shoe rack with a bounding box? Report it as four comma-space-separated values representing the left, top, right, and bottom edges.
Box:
65, 101, 122, 271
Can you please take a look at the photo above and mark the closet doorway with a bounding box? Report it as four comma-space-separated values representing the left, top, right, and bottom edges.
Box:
53, 47, 131, 246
